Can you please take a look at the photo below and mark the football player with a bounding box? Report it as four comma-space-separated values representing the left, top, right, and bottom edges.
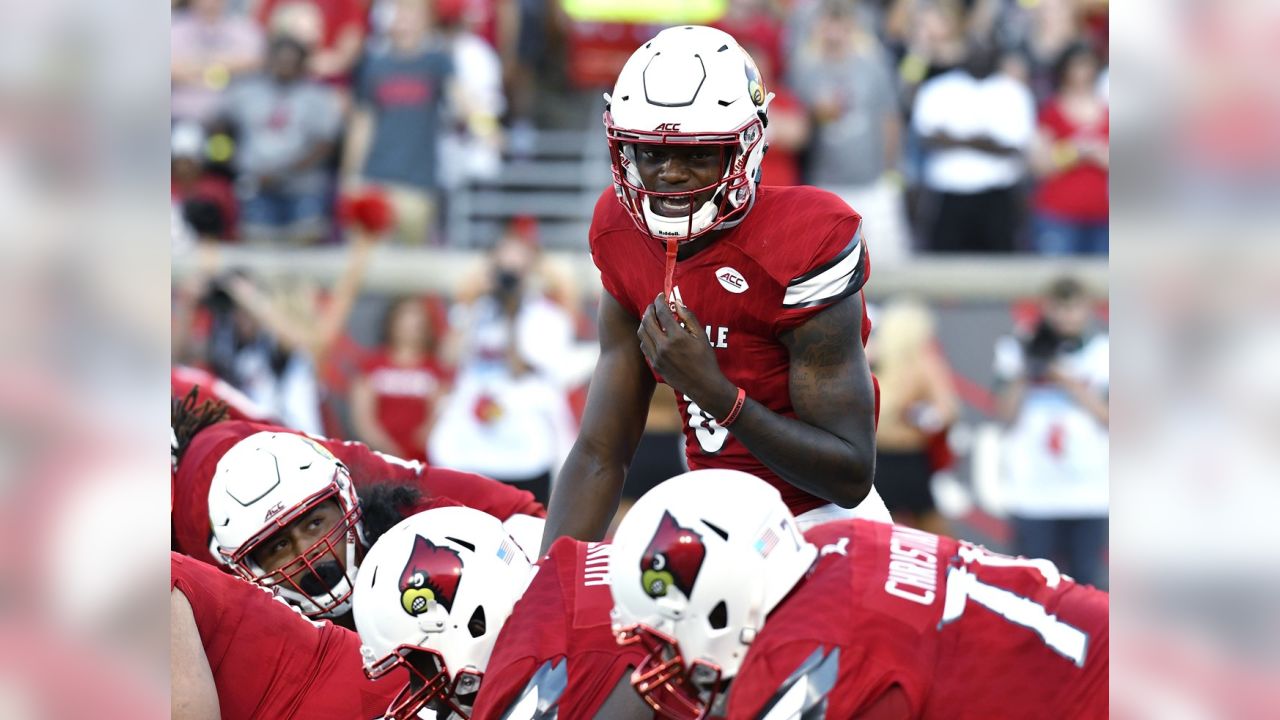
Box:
206, 432, 545, 628
542, 25, 887, 555
609, 470, 1110, 719
171, 551, 401, 719
468, 537, 652, 720
171, 393, 545, 566
354, 507, 655, 720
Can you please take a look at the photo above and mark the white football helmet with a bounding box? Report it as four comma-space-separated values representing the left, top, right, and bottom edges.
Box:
353, 506, 535, 720
609, 469, 817, 719
207, 431, 365, 618
605, 25, 774, 242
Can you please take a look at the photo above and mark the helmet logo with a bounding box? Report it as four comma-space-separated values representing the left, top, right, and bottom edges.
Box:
264, 501, 286, 522
654, 122, 681, 132
399, 535, 463, 616
744, 58, 766, 107
640, 511, 706, 600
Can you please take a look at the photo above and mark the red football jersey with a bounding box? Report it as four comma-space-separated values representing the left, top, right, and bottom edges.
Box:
172, 365, 277, 423
171, 551, 400, 719
173, 420, 546, 564
471, 538, 646, 719
725, 520, 1109, 719
589, 185, 874, 515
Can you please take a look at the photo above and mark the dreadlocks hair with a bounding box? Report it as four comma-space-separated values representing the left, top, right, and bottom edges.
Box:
171, 386, 230, 465
358, 483, 424, 547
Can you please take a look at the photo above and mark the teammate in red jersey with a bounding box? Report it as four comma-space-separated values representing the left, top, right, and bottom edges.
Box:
352, 507, 537, 719
609, 470, 1109, 720
171, 393, 545, 567
204, 430, 545, 627
542, 26, 886, 555
171, 551, 402, 719
470, 538, 652, 720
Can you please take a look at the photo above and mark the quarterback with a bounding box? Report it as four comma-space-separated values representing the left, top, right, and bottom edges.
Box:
542, 26, 887, 554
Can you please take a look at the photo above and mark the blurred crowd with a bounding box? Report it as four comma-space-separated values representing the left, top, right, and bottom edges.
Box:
171, 0, 1110, 255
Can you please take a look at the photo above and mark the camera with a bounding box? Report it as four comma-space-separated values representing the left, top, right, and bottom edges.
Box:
1022, 318, 1082, 381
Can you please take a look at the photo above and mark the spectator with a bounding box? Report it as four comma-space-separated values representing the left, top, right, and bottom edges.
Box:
790, 0, 909, 263
994, 276, 1109, 588
913, 37, 1035, 252
742, 39, 809, 188
196, 231, 376, 433
1004, 0, 1084, 102
883, 0, 967, 104
171, 0, 266, 124
171, 122, 239, 241
342, 0, 454, 244
433, 0, 506, 191
224, 36, 343, 245
349, 297, 447, 462
1028, 42, 1109, 255
428, 232, 577, 505
869, 298, 959, 535
257, 0, 367, 83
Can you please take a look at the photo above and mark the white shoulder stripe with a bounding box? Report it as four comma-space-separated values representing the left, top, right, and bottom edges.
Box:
783, 235, 865, 309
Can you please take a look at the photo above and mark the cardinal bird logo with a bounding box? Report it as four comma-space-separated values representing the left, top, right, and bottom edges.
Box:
398, 535, 463, 617
744, 57, 766, 107
640, 511, 706, 600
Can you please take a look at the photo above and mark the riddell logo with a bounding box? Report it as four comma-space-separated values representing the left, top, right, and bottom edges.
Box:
264, 501, 286, 522
653, 122, 681, 132
716, 267, 748, 294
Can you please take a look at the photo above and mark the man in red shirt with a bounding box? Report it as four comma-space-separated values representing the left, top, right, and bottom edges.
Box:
171, 551, 401, 719
541, 25, 887, 555
609, 470, 1109, 719
470, 538, 651, 719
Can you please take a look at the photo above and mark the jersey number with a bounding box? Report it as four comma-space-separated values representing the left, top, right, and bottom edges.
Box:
940, 544, 1089, 667
683, 395, 728, 454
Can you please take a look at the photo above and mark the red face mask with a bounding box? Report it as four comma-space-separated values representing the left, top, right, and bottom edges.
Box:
617, 623, 726, 720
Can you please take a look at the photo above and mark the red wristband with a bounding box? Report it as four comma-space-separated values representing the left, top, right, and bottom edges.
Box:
717, 387, 747, 427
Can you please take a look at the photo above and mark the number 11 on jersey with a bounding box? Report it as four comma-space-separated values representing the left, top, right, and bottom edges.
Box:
939, 545, 1090, 667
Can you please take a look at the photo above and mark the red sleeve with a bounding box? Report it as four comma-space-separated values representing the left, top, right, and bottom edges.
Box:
171, 552, 402, 719
416, 467, 547, 519
588, 188, 638, 318
322, 437, 425, 486
773, 212, 869, 334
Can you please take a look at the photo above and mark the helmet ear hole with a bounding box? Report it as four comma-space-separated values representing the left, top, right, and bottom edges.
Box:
467, 605, 487, 638
708, 601, 728, 630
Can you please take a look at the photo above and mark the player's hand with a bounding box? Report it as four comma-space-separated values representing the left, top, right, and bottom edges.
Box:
638, 293, 736, 417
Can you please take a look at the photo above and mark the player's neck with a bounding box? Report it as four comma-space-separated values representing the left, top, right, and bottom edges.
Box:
676, 229, 724, 261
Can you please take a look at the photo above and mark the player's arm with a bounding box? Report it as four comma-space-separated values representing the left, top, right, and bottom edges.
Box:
171, 588, 221, 720
540, 291, 656, 554
644, 292, 875, 508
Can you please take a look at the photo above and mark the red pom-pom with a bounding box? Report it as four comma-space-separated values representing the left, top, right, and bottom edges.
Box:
338, 188, 395, 235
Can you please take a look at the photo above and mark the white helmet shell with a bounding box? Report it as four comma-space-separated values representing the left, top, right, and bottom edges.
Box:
605, 25, 773, 242
207, 431, 365, 618
609, 470, 816, 688
353, 506, 535, 719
